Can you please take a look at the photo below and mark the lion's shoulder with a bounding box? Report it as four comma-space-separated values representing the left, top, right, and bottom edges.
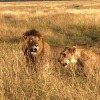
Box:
75, 47, 99, 63
42, 42, 51, 58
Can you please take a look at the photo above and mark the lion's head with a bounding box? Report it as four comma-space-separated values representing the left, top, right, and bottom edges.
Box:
58, 46, 77, 68
22, 29, 44, 57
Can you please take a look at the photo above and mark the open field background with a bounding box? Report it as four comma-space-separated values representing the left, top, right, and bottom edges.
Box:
0, 1, 100, 100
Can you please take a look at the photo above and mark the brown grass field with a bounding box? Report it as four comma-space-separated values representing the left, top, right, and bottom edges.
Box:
0, 1, 100, 100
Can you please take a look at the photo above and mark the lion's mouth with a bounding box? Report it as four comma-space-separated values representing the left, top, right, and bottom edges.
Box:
63, 63, 68, 68
30, 48, 37, 55
63, 60, 70, 68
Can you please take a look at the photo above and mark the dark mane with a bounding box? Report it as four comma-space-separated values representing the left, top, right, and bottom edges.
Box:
24, 29, 42, 37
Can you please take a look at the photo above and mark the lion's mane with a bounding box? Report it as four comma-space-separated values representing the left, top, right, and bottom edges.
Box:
22, 29, 51, 72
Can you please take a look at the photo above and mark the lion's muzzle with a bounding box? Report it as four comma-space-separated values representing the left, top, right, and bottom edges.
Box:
58, 58, 70, 68
30, 48, 37, 52
29, 45, 39, 55
63, 63, 68, 68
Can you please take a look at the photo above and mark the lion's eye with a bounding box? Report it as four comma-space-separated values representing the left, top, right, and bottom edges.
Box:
61, 53, 66, 57
29, 39, 33, 43
63, 53, 66, 57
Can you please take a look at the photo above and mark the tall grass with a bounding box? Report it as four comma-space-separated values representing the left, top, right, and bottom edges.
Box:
0, 1, 100, 100
0, 12, 100, 45
1, 43, 100, 100
1, 42, 100, 99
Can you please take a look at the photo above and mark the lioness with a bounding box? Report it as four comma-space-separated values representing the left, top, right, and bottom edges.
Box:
58, 46, 100, 75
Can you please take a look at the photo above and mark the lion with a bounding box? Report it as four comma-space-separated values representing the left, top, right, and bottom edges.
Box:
22, 29, 51, 73
58, 46, 100, 76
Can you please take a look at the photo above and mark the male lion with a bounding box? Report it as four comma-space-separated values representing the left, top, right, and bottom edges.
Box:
22, 29, 51, 73
58, 46, 100, 76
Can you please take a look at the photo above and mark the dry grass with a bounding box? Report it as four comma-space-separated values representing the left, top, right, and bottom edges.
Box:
0, 1, 100, 100
0, 1, 100, 45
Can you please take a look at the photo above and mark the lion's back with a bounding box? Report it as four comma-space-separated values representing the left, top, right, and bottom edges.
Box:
77, 48, 100, 75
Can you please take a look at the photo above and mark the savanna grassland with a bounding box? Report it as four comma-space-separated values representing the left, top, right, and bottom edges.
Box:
0, 1, 100, 100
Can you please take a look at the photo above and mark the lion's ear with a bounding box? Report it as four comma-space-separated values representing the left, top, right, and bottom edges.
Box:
72, 46, 76, 53
39, 36, 43, 41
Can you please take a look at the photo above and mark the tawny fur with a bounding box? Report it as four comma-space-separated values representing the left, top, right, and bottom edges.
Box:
22, 29, 51, 73
58, 46, 100, 76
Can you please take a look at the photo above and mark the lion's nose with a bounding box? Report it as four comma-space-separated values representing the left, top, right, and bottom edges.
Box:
33, 48, 37, 52
63, 63, 67, 66
35, 44, 38, 47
